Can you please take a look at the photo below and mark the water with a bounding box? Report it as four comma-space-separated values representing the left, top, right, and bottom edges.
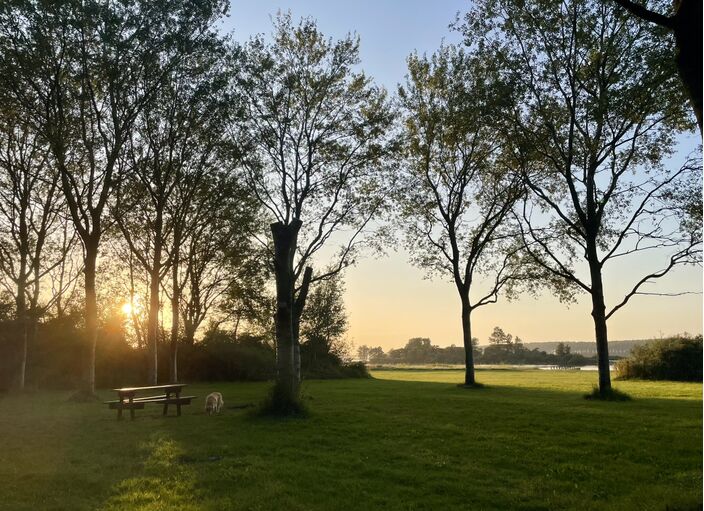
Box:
537, 364, 614, 371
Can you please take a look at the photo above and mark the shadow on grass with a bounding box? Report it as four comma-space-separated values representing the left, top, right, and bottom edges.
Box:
584, 385, 632, 401
2, 377, 700, 511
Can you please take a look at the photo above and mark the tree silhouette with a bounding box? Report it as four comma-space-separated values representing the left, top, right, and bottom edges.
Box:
459, 0, 701, 395
398, 46, 527, 386
234, 14, 395, 409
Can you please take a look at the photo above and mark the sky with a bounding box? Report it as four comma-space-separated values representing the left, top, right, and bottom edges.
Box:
222, 1, 703, 350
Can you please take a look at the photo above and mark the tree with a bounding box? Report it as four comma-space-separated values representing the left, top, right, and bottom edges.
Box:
178, 173, 259, 349
488, 326, 513, 346
402, 338, 436, 364
357, 345, 370, 362
612, 0, 702, 132
113, 32, 231, 384
459, 0, 701, 395
299, 275, 349, 370
0, 115, 66, 389
234, 14, 395, 409
555, 342, 571, 357
0, 0, 229, 395
368, 346, 386, 363
397, 46, 526, 386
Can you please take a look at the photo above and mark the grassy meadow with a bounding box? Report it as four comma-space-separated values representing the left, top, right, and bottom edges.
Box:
0, 369, 701, 510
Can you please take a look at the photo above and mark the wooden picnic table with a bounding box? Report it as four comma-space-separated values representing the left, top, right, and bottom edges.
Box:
105, 383, 195, 420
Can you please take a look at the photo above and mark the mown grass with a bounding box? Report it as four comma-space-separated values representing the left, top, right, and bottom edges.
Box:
0, 369, 700, 510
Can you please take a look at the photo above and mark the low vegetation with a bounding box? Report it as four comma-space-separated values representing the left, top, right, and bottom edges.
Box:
359, 335, 594, 367
0, 370, 700, 510
615, 335, 703, 382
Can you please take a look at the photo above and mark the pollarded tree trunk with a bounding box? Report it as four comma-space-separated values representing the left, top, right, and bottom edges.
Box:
587, 243, 611, 394
271, 220, 301, 405
460, 296, 476, 386
83, 240, 99, 395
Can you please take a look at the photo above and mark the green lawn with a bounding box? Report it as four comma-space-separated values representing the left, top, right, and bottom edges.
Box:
0, 369, 700, 510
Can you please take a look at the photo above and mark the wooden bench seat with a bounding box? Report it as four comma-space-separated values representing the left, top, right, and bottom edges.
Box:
104, 400, 145, 410
106, 384, 194, 420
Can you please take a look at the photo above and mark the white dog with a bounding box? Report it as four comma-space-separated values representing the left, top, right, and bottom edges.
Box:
204, 392, 224, 415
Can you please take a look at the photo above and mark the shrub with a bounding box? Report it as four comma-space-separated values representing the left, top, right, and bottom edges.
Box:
614, 335, 702, 382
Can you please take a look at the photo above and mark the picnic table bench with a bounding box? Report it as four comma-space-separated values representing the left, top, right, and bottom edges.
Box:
104, 384, 195, 420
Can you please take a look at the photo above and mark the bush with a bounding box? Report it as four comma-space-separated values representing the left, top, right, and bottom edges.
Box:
615, 335, 702, 382
175, 331, 276, 383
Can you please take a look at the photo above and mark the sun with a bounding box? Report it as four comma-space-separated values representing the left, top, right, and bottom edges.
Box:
121, 302, 133, 315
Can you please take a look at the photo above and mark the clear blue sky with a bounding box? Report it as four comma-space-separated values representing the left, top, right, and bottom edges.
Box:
220, 1, 702, 349
223, 1, 466, 91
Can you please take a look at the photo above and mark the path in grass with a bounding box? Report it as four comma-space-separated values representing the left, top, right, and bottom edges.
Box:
0, 370, 700, 510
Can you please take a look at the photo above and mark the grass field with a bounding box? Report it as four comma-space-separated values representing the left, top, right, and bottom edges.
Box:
0, 369, 701, 510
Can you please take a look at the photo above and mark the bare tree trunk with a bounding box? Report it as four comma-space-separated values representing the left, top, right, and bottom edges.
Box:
460, 296, 476, 386
292, 266, 313, 386
83, 240, 99, 395
147, 212, 163, 385
169, 256, 179, 383
587, 244, 611, 394
233, 316, 240, 343
271, 221, 301, 405
15, 274, 27, 391
184, 326, 196, 346
17, 320, 27, 391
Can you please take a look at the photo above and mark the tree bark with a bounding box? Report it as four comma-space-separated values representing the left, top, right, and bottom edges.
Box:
169, 258, 179, 384
613, 0, 702, 132
147, 211, 163, 385
271, 220, 301, 403
15, 266, 27, 391
460, 296, 476, 386
83, 239, 99, 395
292, 266, 313, 386
587, 243, 611, 394
672, 0, 702, 133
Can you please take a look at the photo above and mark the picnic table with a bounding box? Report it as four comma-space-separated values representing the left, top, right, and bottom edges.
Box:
104, 384, 195, 420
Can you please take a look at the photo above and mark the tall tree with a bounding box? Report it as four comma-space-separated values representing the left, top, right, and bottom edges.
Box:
459, 0, 701, 395
177, 172, 259, 349
234, 14, 396, 409
113, 32, 230, 384
0, 116, 64, 389
0, 0, 228, 395
397, 46, 525, 386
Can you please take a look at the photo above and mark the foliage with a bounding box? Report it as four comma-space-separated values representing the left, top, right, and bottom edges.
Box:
300, 276, 349, 355
363, 336, 592, 367
298, 276, 366, 379
176, 329, 276, 383
615, 334, 703, 381
397, 43, 530, 385
458, 0, 702, 393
